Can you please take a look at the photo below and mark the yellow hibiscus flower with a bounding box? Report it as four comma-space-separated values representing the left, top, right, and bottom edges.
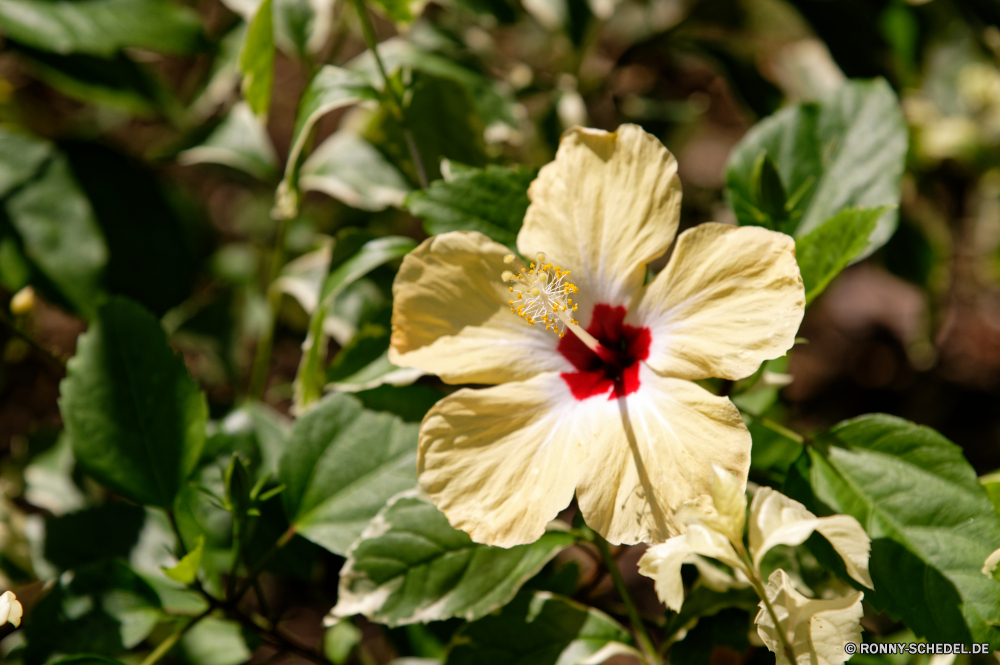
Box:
390, 124, 805, 547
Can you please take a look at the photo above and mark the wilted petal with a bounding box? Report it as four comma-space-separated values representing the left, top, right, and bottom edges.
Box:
638, 525, 743, 612
678, 464, 748, 546
575, 367, 751, 545
0, 591, 22, 628
750, 488, 872, 588
755, 569, 864, 665
983, 547, 1000, 577
517, 125, 682, 314
629, 223, 805, 381
417, 372, 585, 547
390, 231, 571, 385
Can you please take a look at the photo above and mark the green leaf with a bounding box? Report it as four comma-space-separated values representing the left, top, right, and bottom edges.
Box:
178, 617, 252, 665
239, 0, 275, 118
0, 126, 52, 197
726, 79, 907, 257
51, 658, 127, 665
785, 414, 1000, 646
324, 619, 363, 665
5, 152, 108, 317
354, 384, 443, 423
275, 65, 378, 217
279, 392, 419, 555
299, 130, 412, 211
293, 235, 416, 411
64, 141, 198, 316
981, 471, 1000, 519
44, 502, 146, 570
273, 0, 334, 60
60, 297, 208, 508
11, 45, 174, 117
406, 164, 537, 246
350, 39, 517, 128
795, 206, 889, 303
369, 0, 417, 23
368, 72, 486, 184
163, 535, 205, 585
333, 491, 577, 626
750, 151, 787, 223
665, 586, 761, 640
179, 101, 279, 181
0, 0, 204, 57
444, 591, 637, 665
23, 561, 162, 663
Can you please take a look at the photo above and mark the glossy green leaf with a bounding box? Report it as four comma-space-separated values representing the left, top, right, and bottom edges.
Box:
0, 0, 204, 57
369, 0, 417, 22
60, 297, 208, 508
279, 392, 419, 555
293, 235, 416, 411
786, 414, 1000, 647
445, 591, 638, 665
795, 206, 889, 303
333, 491, 577, 626
275, 65, 379, 217
726, 79, 907, 257
299, 130, 412, 211
5, 152, 108, 317
981, 471, 1000, 518
406, 164, 537, 246
163, 535, 205, 585
239, 0, 275, 118
179, 101, 279, 181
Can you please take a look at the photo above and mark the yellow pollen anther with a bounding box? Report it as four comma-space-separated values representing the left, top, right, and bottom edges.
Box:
498, 250, 583, 339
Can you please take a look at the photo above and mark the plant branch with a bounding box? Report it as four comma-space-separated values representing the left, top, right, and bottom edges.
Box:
230, 608, 332, 665
594, 534, 660, 665
349, 0, 428, 188
248, 216, 291, 400
140, 607, 214, 665
735, 544, 797, 665
233, 524, 296, 605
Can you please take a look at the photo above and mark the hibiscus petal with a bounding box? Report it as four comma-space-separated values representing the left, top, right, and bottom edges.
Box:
630, 223, 805, 381
638, 525, 744, 612
750, 488, 872, 589
418, 372, 585, 547
517, 125, 682, 314
575, 367, 751, 545
755, 569, 864, 665
389, 231, 572, 384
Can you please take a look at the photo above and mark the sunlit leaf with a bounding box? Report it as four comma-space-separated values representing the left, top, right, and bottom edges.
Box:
726, 79, 907, 258
795, 206, 889, 303
333, 490, 576, 626
179, 101, 280, 181
786, 415, 1000, 646
239, 0, 275, 118
280, 392, 419, 555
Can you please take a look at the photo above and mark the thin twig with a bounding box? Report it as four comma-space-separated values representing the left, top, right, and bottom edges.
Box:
594, 535, 661, 665
140, 607, 214, 665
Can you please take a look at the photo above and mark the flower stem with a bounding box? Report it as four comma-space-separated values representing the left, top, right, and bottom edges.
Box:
140, 607, 213, 665
349, 0, 428, 188
594, 534, 661, 665
248, 216, 290, 400
735, 544, 797, 665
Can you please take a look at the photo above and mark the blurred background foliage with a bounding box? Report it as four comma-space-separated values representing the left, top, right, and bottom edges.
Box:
2, 0, 1000, 662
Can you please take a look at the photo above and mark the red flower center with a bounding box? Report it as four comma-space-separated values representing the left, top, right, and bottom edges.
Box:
558, 304, 651, 401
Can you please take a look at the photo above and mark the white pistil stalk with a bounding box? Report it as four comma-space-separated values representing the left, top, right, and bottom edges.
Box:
501, 252, 604, 355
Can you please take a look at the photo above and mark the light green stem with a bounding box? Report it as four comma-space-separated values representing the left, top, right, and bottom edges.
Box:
594, 535, 661, 665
